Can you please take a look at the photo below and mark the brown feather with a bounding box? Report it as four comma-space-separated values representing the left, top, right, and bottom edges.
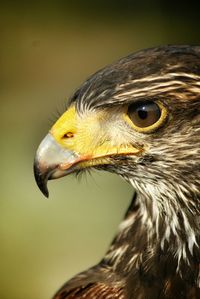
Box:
54, 282, 124, 299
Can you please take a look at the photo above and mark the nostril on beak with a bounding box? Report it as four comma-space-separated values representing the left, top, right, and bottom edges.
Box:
62, 132, 74, 139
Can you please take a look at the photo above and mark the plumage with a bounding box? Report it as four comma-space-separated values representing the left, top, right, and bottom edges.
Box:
34, 45, 200, 298
54, 280, 124, 299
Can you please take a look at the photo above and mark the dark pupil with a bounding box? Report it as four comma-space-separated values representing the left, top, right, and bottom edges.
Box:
138, 109, 148, 119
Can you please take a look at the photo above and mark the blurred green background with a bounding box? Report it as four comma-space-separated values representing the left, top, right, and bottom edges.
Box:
1, 1, 200, 298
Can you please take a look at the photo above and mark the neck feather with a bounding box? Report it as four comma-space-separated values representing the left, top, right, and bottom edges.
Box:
102, 180, 200, 282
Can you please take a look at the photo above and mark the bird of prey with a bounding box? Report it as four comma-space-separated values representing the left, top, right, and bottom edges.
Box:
34, 45, 200, 299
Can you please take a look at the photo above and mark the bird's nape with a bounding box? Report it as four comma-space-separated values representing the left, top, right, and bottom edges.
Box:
34, 45, 200, 299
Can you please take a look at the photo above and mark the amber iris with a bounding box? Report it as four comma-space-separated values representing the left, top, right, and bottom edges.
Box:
128, 101, 161, 128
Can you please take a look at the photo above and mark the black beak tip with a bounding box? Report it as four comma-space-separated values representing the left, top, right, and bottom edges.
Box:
33, 160, 49, 198
40, 183, 49, 198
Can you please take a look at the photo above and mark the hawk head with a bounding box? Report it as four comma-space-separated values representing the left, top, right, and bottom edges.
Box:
34, 46, 200, 263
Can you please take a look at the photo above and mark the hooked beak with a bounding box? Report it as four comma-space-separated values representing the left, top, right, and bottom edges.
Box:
34, 105, 142, 198
34, 133, 80, 198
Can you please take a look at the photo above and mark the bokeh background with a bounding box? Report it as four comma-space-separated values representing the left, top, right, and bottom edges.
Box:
1, 1, 200, 298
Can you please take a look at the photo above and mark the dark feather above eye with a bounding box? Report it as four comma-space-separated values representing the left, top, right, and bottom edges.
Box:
68, 45, 200, 111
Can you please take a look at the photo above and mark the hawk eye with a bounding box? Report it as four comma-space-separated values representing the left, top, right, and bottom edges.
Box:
126, 101, 167, 133
128, 101, 161, 128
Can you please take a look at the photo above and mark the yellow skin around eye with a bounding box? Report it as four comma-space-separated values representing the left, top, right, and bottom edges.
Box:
124, 101, 168, 133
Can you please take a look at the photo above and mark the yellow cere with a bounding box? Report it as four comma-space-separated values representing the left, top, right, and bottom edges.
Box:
50, 105, 141, 162
51, 106, 77, 148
